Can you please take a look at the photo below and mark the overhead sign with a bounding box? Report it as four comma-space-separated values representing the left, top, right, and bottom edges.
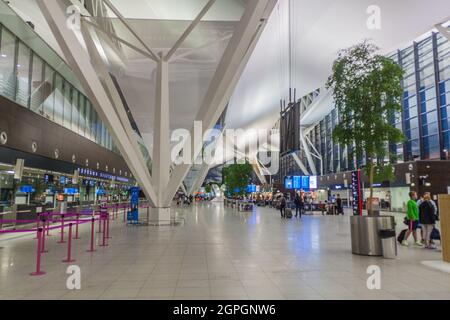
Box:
285, 176, 318, 191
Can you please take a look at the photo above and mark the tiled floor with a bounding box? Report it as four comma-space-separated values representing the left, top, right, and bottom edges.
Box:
0, 202, 449, 300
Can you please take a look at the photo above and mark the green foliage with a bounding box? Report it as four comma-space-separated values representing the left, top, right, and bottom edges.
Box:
327, 41, 405, 214
373, 163, 396, 183
204, 184, 212, 194
326, 41, 405, 164
222, 163, 253, 196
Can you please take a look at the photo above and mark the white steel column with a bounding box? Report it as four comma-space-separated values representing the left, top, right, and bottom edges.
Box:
152, 57, 172, 221
165, 0, 276, 205
188, 164, 211, 196
300, 130, 318, 175
37, 0, 158, 205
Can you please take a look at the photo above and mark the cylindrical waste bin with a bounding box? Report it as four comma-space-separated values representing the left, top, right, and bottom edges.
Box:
380, 229, 397, 259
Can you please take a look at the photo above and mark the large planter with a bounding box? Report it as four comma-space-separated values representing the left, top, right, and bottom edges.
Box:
350, 215, 395, 256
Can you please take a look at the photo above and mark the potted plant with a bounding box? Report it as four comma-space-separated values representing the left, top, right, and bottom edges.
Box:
327, 41, 405, 216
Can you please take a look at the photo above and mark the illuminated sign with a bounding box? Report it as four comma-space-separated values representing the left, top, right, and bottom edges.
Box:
78, 168, 130, 183
285, 176, 318, 190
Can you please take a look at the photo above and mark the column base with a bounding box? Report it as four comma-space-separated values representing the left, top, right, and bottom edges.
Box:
149, 207, 174, 226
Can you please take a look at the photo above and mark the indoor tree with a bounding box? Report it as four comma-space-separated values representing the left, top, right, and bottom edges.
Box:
222, 162, 253, 197
326, 41, 405, 216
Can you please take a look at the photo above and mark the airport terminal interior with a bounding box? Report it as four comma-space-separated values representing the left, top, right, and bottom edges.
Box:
1, 0, 450, 301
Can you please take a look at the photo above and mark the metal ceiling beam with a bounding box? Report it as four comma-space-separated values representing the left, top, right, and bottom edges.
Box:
164, 0, 277, 205
80, 21, 155, 194
37, 0, 158, 205
165, 0, 216, 61
82, 18, 156, 60
100, 0, 160, 61
171, 34, 233, 63
188, 164, 211, 196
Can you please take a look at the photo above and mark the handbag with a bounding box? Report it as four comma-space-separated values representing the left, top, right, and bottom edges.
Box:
430, 228, 441, 241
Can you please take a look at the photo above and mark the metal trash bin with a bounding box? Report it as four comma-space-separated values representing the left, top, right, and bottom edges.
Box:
380, 229, 397, 259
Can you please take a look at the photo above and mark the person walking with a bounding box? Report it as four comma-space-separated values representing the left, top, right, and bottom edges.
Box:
419, 194, 438, 249
336, 194, 343, 215
402, 191, 424, 247
278, 194, 287, 219
294, 192, 303, 218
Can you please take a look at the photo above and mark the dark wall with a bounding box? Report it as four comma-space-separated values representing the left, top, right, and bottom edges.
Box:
0, 95, 130, 176
316, 160, 450, 196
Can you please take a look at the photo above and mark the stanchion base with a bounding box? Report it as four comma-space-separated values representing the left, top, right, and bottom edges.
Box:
57, 241, 67, 244
30, 271, 46, 276
99, 244, 109, 247
86, 249, 97, 253
41, 250, 49, 253
62, 259, 76, 263
74, 237, 81, 240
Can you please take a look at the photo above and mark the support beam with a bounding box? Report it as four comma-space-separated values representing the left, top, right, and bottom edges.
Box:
80, 21, 155, 199
189, 165, 211, 196
101, 0, 160, 61
153, 57, 171, 207
300, 130, 318, 175
82, 18, 156, 61
165, 0, 216, 61
37, 0, 158, 205
292, 152, 310, 176
165, 0, 276, 205
251, 160, 268, 185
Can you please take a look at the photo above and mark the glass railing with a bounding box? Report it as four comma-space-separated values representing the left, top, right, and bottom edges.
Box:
0, 13, 119, 154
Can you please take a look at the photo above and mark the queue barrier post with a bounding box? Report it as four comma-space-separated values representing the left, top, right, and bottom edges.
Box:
30, 228, 46, 276
87, 217, 97, 253
98, 212, 103, 233
106, 213, 111, 239
34, 214, 40, 239
41, 217, 48, 253
63, 223, 76, 263
74, 213, 80, 240
58, 214, 66, 244
46, 217, 51, 236
99, 215, 108, 247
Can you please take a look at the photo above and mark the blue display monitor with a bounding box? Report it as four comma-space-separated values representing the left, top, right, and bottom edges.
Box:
64, 188, 79, 195
293, 176, 301, 189
284, 176, 318, 190
301, 176, 310, 191
20, 185, 35, 193
284, 176, 293, 189
247, 184, 257, 193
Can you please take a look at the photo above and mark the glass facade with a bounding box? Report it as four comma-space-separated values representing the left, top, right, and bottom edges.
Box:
0, 23, 119, 154
302, 31, 450, 176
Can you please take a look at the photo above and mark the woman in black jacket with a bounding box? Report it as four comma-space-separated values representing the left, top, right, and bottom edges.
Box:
419, 194, 437, 249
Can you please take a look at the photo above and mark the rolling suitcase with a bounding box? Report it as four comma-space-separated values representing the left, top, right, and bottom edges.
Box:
285, 208, 293, 219
397, 229, 407, 244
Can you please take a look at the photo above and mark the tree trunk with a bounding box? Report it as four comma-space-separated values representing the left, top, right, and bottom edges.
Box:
368, 163, 377, 217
